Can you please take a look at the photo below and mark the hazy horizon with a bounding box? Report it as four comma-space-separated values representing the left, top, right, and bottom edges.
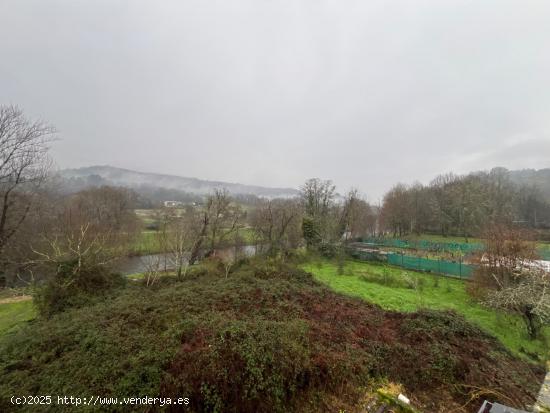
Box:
58, 163, 549, 197
2, 0, 550, 201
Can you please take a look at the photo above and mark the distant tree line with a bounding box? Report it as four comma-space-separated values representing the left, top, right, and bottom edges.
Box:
299, 179, 377, 250
380, 167, 550, 240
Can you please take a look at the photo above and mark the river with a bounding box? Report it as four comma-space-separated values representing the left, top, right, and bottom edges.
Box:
113, 245, 257, 275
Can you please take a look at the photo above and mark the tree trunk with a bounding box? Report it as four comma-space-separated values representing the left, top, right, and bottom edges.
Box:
523, 307, 540, 339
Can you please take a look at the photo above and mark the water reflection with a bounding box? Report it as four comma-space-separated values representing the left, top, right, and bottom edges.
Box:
114, 245, 257, 275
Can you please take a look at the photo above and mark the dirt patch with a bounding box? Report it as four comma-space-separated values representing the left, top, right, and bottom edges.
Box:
0, 295, 31, 305
289, 289, 543, 411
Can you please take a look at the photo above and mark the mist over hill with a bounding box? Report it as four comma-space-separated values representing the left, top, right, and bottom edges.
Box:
58, 165, 299, 199
507, 168, 550, 201
57, 165, 550, 206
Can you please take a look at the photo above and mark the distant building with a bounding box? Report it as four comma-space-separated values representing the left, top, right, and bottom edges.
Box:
163, 200, 183, 208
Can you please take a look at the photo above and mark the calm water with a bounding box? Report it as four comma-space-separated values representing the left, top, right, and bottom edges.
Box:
114, 245, 257, 275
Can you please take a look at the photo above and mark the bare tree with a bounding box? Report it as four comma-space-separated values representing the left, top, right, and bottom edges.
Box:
0, 105, 54, 257
188, 189, 243, 264
142, 254, 163, 287
188, 202, 211, 265
250, 198, 303, 256
28, 187, 139, 313
338, 189, 375, 241
300, 178, 336, 247
213, 248, 235, 278
31, 218, 120, 315
206, 189, 243, 254
32, 222, 114, 281
429, 173, 460, 237
28, 186, 139, 281
471, 225, 549, 338
165, 207, 197, 279
473, 225, 539, 289
148, 207, 172, 272
484, 265, 549, 339
380, 184, 411, 237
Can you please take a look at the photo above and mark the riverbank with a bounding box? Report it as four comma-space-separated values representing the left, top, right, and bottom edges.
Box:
129, 227, 257, 256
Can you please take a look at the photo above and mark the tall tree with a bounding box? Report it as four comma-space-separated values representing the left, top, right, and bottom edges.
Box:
380, 184, 411, 236
300, 178, 336, 246
188, 189, 243, 264
339, 189, 375, 240
0, 106, 54, 257
250, 198, 302, 255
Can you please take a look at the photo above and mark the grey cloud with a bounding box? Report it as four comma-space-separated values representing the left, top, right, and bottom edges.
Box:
1, 0, 549, 200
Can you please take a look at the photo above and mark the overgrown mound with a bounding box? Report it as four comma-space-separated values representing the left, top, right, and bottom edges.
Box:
33, 260, 126, 317
0, 259, 544, 412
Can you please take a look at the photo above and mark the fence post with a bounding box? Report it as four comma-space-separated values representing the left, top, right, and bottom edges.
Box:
459, 257, 462, 279
438, 258, 441, 275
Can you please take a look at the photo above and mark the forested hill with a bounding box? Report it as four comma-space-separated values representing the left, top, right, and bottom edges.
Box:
58, 165, 299, 199
508, 168, 550, 201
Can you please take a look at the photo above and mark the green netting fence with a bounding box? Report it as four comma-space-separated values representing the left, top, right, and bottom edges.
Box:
387, 252, 474, 278
361, 237, 483, 254
349, 249, 474, 278
539, 246, 550, 260
362, 237, 550, 260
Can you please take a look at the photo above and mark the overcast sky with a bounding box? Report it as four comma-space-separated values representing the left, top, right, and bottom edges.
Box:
1, 0, 549, 200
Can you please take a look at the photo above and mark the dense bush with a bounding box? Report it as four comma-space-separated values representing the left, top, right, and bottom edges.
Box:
316, 241, 338, 258
33, 260, 125, 317
162, 318, 310, 413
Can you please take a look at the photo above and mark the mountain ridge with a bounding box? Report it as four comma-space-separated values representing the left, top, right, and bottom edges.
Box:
58, 165, 299, 198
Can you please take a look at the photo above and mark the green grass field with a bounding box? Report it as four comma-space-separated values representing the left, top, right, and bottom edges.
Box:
130, 227, 257, 255
302, 259, 549, 362
130, 231, 162, 255
0, 300, 36, 336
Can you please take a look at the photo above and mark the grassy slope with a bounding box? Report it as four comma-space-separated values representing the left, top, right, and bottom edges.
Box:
303, 259, 549, 362
0, 262, 543, 413
0, 300, 36, 336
